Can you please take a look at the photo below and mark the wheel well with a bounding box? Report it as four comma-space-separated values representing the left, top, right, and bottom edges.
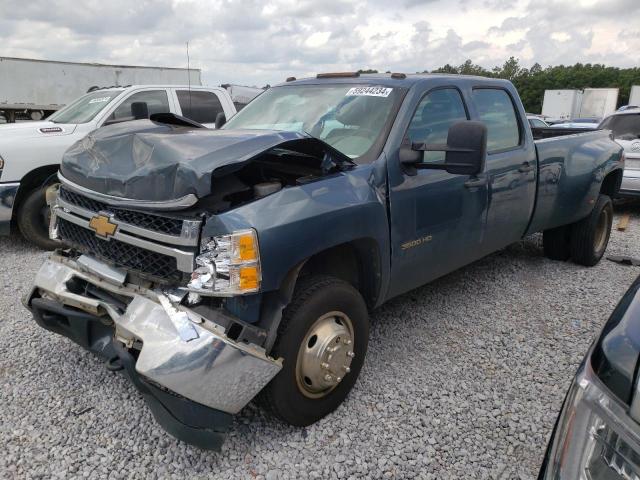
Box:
297, 239, 381, 309
12, 165, 59, 220
600, 169, 623, 197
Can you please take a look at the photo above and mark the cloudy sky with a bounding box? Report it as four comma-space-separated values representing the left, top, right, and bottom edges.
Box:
1, 0, 638, 87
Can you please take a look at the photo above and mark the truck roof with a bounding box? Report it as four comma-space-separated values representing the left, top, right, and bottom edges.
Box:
280, 72, 513, 89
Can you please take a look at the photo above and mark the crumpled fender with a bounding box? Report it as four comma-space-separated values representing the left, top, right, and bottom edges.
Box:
202, 161, 391, 306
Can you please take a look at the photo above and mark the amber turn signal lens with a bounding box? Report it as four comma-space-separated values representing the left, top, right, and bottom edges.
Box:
239, 265, 260, 291
237, 233, 258, 262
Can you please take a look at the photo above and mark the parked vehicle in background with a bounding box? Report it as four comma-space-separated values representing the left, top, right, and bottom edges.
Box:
599, 109, 640, 197
539, 275, 640, 479
554, 117, 602, 129
25, 73, 623, 449
0, 57, 201, 123
0, 85, 236, 248
527, 115, 550, 128
221, 84, 265, 110
580, 88, 619, 119
542, 89, 583, 122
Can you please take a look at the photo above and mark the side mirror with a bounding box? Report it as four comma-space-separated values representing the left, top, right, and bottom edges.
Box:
401, 121, 487, 176
215, 112, 227, 129
131, 102, 149, 120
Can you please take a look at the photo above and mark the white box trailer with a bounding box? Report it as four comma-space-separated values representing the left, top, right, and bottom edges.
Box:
629, 86, 640, 107
0, 57, 201, 122
579, 88, 619, 119
541, 89, 583, 121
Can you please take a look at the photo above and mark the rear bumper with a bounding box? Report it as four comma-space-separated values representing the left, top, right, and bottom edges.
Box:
25, 254, 282, 449
0, 182, 19, 235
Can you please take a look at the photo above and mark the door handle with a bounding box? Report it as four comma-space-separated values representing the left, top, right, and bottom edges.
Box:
518, 162, 534, 173
464, 176, 488, 189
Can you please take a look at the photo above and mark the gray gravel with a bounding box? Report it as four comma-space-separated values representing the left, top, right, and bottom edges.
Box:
2, 203, 640, 479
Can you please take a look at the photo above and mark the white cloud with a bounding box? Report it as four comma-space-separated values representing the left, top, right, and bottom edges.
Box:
0, 0, 636, 88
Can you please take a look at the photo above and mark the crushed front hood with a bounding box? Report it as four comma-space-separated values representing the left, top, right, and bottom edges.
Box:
60, 120, 353, 202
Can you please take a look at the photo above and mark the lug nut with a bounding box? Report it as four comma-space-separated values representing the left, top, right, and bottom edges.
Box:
324, 374, 333, 382
336, 377, 342, 382
321, 362, 330, 369
347, 351, 355, 358
343, 366, 351, 373
343, 339, 351, 345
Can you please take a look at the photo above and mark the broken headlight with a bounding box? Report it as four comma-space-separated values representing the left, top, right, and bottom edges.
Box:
187, 229, 261, 296
541, 357, 640, 480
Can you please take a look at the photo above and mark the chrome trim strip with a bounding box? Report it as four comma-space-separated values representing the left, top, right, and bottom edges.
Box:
30, 256, 282, 414
58, 174, 199, 211
57, 196, 200, 247
54, 208, 195, 272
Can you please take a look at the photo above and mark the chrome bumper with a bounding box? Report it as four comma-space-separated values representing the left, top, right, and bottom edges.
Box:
27, 254, 282, 415
0, 182, 19, 235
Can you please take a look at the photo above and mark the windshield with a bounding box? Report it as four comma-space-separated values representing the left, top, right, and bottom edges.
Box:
223, 84, 405, 162
599, 114, 640, 140
48, 90, 121, 124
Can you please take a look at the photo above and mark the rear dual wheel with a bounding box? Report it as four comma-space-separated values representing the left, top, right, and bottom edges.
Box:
543, 194, 613, 266
261, 275, 369, 426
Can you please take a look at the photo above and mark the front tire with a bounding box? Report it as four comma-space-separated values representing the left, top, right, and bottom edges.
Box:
17, 185, 61, 250
261, 275, 369, 426
569, 194, 613, 266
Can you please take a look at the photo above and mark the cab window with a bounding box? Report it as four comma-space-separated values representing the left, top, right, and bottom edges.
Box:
106, 90, 170, 122
407, 88, 468, 163
177, 90, 224, 124
472, 89, 521, 152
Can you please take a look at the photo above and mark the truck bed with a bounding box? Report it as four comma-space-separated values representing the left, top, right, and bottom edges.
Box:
526, 129, 620, 235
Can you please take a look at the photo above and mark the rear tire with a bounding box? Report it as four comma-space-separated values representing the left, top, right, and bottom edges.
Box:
17, 185, 61, 250
543, 225, 571, 261
569, 194, 613, 266
261, 275, 369, 427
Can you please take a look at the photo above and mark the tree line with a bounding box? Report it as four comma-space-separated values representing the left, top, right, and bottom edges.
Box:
359, 58, 640, 113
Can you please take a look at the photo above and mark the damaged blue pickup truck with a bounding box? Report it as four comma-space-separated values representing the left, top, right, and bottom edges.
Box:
25, 73, 624, 449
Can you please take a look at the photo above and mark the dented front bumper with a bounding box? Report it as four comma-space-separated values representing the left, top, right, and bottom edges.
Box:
25, 254, 282, 449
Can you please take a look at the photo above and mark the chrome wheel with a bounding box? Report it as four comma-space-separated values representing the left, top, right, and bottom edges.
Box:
594, 207, 610, 253
295, 311, 355, 399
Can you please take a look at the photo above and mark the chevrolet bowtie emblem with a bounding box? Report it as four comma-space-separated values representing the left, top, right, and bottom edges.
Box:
89, 215, 117, 238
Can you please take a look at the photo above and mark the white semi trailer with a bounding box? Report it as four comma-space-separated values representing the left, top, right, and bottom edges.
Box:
0, 57, 201, 122
579, 88, 619, 119
541, 89, 583, 121
629, 86, 640, 107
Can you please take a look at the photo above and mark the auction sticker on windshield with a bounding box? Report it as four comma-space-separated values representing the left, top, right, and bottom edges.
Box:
346, 87, 393, 97
89, 97, 111, 104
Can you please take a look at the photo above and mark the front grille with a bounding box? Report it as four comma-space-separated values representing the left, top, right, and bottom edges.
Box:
59, 187, 184, 236
58, 218, 182, 283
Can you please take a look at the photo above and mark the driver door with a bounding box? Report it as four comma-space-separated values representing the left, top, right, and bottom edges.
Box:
387, 87, 489, 298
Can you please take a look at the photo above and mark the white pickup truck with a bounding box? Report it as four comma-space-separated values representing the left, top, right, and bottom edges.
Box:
0, 85, 237, 248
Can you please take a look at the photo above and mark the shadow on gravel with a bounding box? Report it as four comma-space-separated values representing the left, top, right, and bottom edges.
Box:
0, 232, 44, 255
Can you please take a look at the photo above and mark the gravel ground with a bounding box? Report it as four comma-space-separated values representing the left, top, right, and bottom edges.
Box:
2, 202, 640, 480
